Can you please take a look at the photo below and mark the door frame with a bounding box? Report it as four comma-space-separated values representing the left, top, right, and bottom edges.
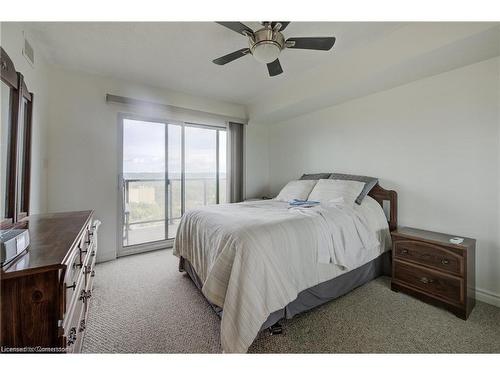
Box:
116, 113, 227, 257
117, 113, 179, 257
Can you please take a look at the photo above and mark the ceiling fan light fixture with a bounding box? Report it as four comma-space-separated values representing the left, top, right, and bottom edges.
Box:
213, 22, 336, 77
251, 41, 281, 64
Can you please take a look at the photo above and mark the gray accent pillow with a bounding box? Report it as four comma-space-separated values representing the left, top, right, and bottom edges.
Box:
300, 173, 332, 180
329, 173, 378, 205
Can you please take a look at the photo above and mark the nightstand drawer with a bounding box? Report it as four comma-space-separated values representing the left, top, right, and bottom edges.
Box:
394, 240, 463, 276
393, 260, 464, 304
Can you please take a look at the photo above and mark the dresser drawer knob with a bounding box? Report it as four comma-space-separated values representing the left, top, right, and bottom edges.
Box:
67, 327, 77, 345
79, 319, 86, 332
441, 259, 449, 265
400, 249, 408, 254
79, 290, 92, 302
91, 270, 96, 278
419, 277, 434, 284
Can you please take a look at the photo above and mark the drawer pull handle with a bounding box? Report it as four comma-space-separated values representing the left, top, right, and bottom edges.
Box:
79, 244, 88, 254
79, 319, 86, 332
73, 262, 82, 269
66, 282, 76, 290
91, 270, 96, 278
79, 290, 92, 302
441, 259, 449, 265
400, 249, 408, 254
419, 277, 434, 284
91, 250, 96, 257
67, 327, 77, 345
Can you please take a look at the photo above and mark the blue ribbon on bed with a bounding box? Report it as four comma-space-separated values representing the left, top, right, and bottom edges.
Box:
288, 199, 320, 207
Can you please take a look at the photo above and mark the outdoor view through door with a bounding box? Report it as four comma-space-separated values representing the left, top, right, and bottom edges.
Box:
121, 117, 227, 250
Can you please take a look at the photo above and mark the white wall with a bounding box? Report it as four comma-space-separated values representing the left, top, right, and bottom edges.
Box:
46, 66, 246, 262
1, 23, 50, 214
259, 57, 500, 305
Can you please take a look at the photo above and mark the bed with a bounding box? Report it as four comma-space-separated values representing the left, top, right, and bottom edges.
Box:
173, 182, 397, 353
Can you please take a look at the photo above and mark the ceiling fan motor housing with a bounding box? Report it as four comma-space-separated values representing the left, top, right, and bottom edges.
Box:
249, 27, 285, 64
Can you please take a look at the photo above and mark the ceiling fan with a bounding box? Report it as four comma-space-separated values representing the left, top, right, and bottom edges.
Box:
213, 22, 336, 77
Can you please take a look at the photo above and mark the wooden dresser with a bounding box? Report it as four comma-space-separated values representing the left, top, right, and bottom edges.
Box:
391, 227, 475, 320
1, 211, 99, 353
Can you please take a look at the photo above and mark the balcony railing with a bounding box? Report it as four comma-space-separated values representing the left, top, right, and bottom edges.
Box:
122, 176, 225, 246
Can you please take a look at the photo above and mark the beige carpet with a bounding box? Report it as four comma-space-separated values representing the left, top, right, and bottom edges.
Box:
82, 249, 500, 353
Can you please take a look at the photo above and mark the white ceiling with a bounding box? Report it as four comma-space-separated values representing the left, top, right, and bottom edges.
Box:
28, 22, 404, 105
247, 23, 500, 122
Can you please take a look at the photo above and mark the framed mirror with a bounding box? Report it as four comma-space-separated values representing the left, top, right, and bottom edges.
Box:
0, 47, 33, 227
17, 92, 33, 219
1, 79, 12, 225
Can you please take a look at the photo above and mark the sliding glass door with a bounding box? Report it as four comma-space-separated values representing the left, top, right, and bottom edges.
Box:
119, 116, 226, 256
121, 118, 167, 250
184, 125, 227, 210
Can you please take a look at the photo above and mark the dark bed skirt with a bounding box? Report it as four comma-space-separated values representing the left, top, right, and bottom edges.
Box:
179, 251, 392, 330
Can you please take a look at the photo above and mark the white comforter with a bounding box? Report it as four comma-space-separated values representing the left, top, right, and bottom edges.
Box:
173, 197, 390, 353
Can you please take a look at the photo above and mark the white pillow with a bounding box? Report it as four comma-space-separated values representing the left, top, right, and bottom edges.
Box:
308, 179, 366, 206
275, 180, 318, 202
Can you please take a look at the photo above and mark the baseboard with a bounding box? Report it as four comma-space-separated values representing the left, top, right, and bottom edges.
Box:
476, 287, 500, 308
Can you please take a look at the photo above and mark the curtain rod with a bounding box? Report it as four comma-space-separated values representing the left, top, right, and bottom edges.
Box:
105, 94, 247, 124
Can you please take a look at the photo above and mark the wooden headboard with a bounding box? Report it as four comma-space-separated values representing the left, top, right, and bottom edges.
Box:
368, 184, 398, 231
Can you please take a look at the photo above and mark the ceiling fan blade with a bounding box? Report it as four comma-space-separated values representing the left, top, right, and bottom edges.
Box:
286, 37, 336, 51
267, 59, 283, 77
271, 22, 290, 31
213, 48, 250, 65
216, 22, 254, 36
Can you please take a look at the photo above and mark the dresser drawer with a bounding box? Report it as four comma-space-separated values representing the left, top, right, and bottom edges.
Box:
84, 245, 97, 286
393, 260, 464, 304
78, 228, 92, 260
63, 276, 87, 352
64, 248, 84, 305
394, 240, 463, 276
64, 248, 95, 352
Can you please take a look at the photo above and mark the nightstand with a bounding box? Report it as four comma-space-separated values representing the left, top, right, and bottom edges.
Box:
391, 227, 476, 320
